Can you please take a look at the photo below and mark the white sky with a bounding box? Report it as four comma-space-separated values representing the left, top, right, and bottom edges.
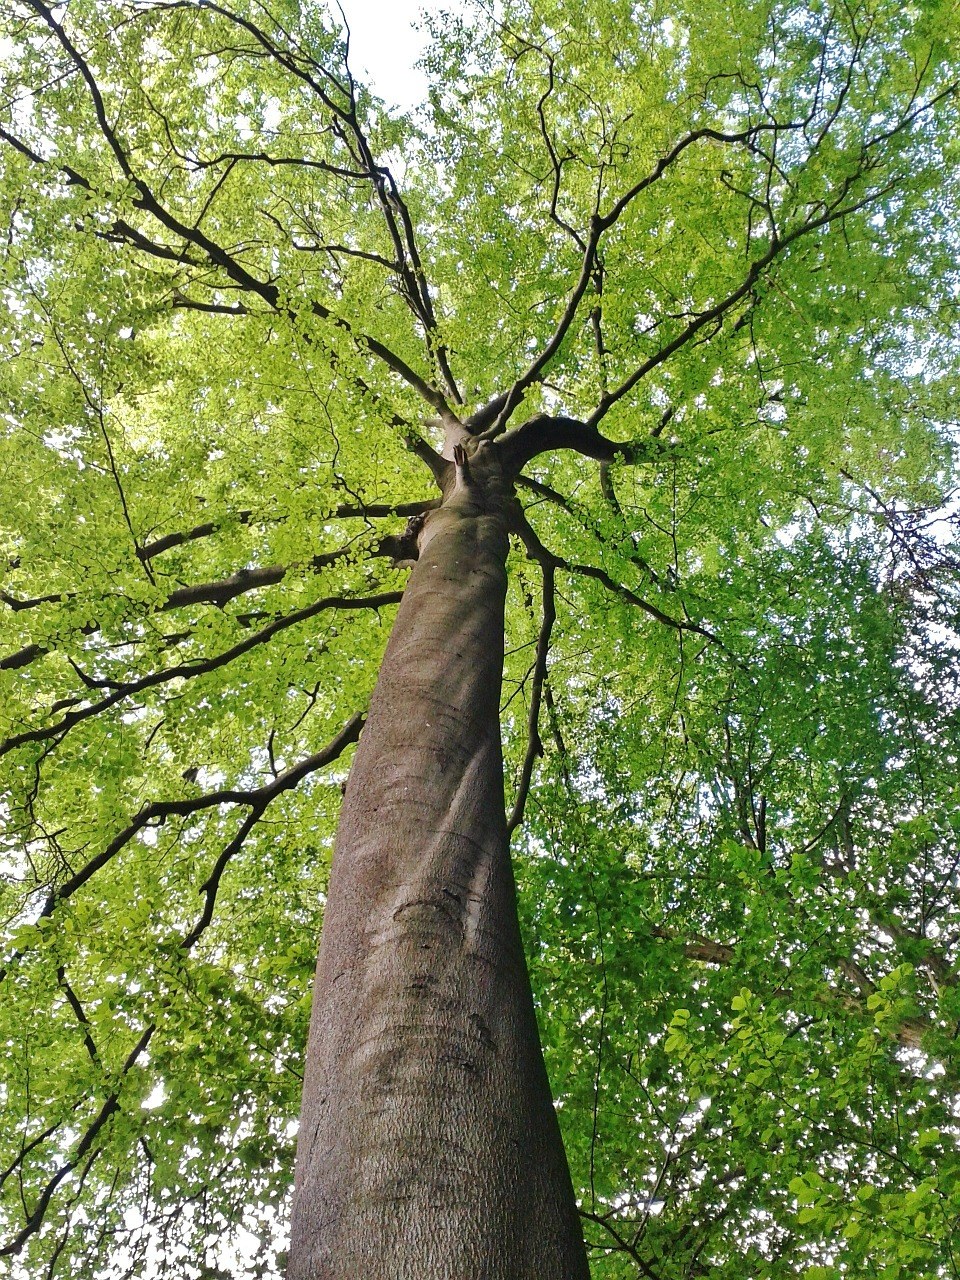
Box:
336, 0, 461, 110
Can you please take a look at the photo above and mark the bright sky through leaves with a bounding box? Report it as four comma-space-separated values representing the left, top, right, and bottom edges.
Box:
337, 0, 456, 109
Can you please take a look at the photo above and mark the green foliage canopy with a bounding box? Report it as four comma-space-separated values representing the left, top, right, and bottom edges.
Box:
2, 0, 960, 1275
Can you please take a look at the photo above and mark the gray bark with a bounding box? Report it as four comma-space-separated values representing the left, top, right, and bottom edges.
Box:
288, 438, 589, 1278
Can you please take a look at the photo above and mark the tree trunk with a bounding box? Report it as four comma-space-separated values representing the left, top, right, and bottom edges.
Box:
288, 439, 589, 1279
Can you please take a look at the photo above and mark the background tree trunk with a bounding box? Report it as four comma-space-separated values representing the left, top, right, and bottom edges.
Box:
289, 444, 589, 1279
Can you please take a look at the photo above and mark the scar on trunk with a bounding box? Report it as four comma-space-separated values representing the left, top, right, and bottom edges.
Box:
453, 442, 470, 486
379, 512, 427, 568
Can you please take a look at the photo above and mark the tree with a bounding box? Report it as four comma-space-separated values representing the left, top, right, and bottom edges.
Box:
2, 0, 960, 1274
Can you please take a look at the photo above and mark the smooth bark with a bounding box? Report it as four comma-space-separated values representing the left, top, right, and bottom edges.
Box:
289, 439, 589, 1278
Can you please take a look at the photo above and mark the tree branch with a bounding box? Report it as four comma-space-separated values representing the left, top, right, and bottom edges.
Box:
646, 924, 932, 1052
0, 1024, 155, 1259
21, 0, 454, 415
136, 496, 440, 562
0, 592, 399, 758
497, 412, 668, 473
507, 563, 555, 835
0, 708, 364, 1252
509, 503, 720, 648
481, 116, 811, 439
1, 714, 365, 980
181, 711, 364, 948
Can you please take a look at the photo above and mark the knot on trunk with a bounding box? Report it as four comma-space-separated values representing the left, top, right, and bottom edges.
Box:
453, 441, 471, 486
377, 512, 427, 567
443, 436, 505, 512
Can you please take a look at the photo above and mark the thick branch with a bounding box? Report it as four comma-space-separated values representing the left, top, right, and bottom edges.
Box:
497, 413, 668, 474
1, 536, 407, 671
137, 497, 440, 562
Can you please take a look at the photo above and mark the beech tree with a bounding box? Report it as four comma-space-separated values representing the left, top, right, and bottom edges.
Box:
3, 0, 960, 1275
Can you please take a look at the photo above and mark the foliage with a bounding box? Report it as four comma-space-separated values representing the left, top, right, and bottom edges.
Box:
2, 0, 960, 1275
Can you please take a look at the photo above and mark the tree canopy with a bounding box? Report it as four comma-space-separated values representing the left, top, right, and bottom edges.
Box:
3, 0, 960, 1275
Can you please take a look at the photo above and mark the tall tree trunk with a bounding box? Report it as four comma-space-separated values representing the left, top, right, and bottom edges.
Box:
288, 439, 589, 1279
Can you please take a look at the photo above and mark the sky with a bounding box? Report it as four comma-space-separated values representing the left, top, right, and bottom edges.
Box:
335, 0, 462, 110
